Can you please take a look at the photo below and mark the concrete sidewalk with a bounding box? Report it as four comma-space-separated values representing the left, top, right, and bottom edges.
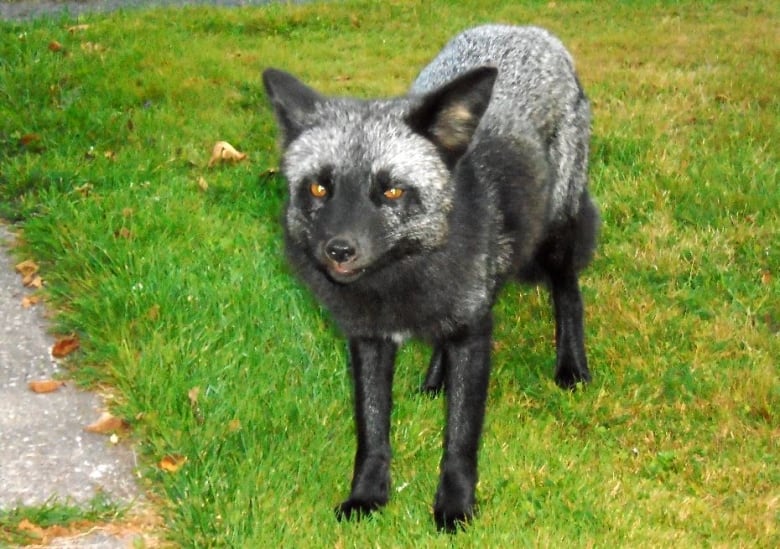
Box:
0, 224, 145, 547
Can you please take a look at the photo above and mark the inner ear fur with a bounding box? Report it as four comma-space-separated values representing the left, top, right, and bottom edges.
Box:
406, 66, 498, 163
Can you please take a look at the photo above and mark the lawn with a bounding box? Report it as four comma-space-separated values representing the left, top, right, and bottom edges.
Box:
0, 0, 777, 546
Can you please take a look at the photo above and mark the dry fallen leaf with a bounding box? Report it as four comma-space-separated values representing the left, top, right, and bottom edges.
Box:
159, 454, 187, 473
52, 335, 80, 358
761, 270, 772, 285
21, 294, 41, 308
28, 379, 65, 394
197, 176, 208, 192
19, 133, 41, 146
25, 275, 44, 289
84, 411, 129, 434
16, 260, 43, 287
208, 141, 247, 167
18, 516, 90, 545
48, 40, 64, 53
15, 259, 38, 278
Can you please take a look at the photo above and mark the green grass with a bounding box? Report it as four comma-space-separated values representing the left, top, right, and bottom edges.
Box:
1, 0, 778, 546
0, 494, 123, 546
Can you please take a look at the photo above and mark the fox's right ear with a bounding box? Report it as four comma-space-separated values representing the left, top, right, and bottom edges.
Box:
406, 66, 497, 166
262, 68, 323, 147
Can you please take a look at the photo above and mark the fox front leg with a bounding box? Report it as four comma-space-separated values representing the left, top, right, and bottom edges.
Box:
335, 337, 397, 521
433, 316, 493, 532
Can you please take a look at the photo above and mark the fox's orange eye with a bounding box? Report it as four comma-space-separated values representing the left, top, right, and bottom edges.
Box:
383, 187, 404, 200
309, 183, 327, 198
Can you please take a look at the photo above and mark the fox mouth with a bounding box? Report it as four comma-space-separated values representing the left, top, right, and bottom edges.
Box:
325, 260, 366, 283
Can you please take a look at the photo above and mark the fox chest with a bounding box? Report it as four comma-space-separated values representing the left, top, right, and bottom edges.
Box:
311, 269, 490, 340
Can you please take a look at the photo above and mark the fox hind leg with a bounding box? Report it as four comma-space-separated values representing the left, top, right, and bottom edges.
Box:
543, 193, 598, 389
550, 270, 590, 389
421, 345, 446, 395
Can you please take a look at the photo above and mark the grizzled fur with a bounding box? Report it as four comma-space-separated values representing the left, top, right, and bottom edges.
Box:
262, 24, 599, 532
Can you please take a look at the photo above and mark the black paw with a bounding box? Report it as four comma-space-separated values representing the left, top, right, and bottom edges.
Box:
554, 356, 591, 390
334, 498, 383, 522
433, 500, 474, 533
433, 473, 476, 533
420, 379, 443, 396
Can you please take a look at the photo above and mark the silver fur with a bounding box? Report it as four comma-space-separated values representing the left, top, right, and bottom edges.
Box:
412, 24, 590, 220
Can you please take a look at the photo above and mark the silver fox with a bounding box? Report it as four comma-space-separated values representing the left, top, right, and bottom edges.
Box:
262, 24, 599, 531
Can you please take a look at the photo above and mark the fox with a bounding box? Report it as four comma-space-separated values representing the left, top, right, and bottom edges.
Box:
262, 24, 599, 532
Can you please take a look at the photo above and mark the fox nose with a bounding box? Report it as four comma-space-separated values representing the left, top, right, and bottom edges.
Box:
325, 238, 357, 263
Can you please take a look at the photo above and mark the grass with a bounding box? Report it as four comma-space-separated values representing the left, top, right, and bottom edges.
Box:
1, 0, 778, 546
0, 494, 123, 546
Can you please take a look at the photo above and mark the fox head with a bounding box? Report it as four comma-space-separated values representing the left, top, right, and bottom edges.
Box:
262, 66, 497, 284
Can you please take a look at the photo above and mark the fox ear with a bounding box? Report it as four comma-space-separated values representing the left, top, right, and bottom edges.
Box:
262, 68, 323, 147
406, 66, 498, 164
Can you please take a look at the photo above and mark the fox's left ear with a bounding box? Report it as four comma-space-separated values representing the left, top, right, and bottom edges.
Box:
406, 66, 498, 164
262, 68, 324, 148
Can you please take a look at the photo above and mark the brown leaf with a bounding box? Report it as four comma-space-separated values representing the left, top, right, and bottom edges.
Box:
208, 141, 247, 167
761, 270, 772, 285
21, 295, 41, 308
19, 133, 41, 146
24, 274, 43, 288
15, 259, 38, 278
48, 40, 64, 53
52, 335, 80, 358
159, 454, 187, 473
84, 411, 129, 434
28, 379, 65, 394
